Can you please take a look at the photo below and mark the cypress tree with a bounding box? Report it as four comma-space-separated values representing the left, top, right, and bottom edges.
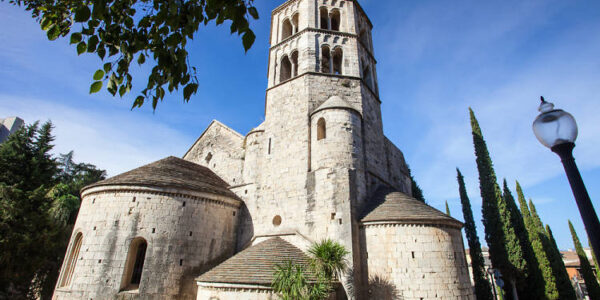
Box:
590, 241, 600, 278
502, 181, 545, 299
568, 221, 600, 298
470, 108, 520, 299
457, 168, 494, 300
408, 167, 426, 203
445, 201, 451, 216
527, 200, 577, 299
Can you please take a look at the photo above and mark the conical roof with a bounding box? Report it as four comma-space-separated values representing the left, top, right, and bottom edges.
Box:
197, 237, 316, 285
311, 96, 361, 116
82, 156, 236, 198
361, 187, 462, 228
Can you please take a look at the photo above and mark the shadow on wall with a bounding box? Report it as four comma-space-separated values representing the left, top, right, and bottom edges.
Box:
367, 274, 403, 300
236, 203, 254, 251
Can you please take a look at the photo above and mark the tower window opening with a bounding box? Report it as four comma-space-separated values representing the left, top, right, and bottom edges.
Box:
292, 13, 299, 34
121, 237, 147, 291
321, 46, 331, 74
59, 232, 83, 287
279, 55, 292, 82
319, 7, 329, 30
291, 51, 299, 77
330, 10, 340, 31
317, 118, 326, 140
282, 18, 293, 40
332, 47, 343, 75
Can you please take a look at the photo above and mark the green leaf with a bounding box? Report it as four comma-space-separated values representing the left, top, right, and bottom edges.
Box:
248, 7, 259, 19
74, 6, 91, 23
137, 53, 145, 65
77, 42, 87, 55
131, 96, 144, 109
87, 35, 99, 52
183, 83, 198, 100
89, 81, 102, 94
97, 46, 106, 60
242, 30, 255, 52
119, 84, 126, 97
93, 70, 104, 81
70, 32, 82, 44
47, 25, 60, 41
40, 17, 52, 31
103, 63, 111, 73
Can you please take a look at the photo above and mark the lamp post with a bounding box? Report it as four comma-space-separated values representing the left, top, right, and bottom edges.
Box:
532, 96, 600, 261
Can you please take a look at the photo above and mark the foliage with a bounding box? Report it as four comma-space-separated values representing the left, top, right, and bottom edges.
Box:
568, 220, 600, 298
515, 182, 566, 299
590, 240, 600, 279
7, 0, 260, 110
469, 108, 520, 298
408, 167, 425, 203
273, 240, 348, 300
544, 224, 577, 299
0, 122, 105, 299
445, 200, 450, 216
456, 168, 494, 300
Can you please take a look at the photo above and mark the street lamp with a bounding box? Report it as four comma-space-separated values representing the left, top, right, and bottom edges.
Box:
532, 96, 600, 261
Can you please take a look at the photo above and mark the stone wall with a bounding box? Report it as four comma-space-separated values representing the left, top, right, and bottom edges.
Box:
53, 185, 240, 300
362, 223, 474, 300
196, 285, 276, 300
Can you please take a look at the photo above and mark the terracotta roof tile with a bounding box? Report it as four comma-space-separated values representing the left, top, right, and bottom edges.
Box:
197, 237, 316, 285
82, 156, 236, 198
361, 187, 462, 227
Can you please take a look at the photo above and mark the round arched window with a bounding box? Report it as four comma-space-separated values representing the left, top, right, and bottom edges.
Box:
272, 215, 282, 226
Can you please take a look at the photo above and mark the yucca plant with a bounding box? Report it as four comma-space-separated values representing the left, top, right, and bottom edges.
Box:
308, 239, 349, 280
273, 261, 308, 300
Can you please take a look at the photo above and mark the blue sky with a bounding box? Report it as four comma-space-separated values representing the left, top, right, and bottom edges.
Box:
1, 0, 599, 251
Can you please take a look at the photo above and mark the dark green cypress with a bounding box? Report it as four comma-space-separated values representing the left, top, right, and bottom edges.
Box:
445, 201, 451, 216
408, 167, 426, 203
528, 201, 577, 299
568, 221, 600, 298
457, 168, 494, 300
590, 241, 600, 278
516, 182, 561, 299
470, 108, 520, 299
502, 180, 545, 299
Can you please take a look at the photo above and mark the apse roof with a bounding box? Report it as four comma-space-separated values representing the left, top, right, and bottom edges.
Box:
361, 187, 462, 228
196, 237, 316, 285
311, 96, 361, 116
82, 156, 236, 198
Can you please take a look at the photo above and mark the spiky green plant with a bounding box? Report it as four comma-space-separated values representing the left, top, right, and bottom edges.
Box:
308, 239, 349, 280
568, 220, 600, 298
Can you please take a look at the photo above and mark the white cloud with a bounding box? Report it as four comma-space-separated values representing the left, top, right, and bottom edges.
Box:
0, 95, 192, 176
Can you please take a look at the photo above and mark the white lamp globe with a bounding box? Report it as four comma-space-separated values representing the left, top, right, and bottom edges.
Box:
532, 97, 578, 148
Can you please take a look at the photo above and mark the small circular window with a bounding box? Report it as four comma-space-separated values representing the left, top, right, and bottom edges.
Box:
272, 215, 282, 226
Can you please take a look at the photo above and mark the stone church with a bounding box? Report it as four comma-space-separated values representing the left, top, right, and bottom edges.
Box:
53, 0, 474, 299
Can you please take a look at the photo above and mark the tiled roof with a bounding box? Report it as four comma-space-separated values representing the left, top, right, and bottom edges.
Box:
311, 96, 361, 116
361, 187, 462, 228
82, 156, 237, 198
197, 237, 316, 285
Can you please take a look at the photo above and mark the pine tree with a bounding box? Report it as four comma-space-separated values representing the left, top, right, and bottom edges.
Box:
502, 181, 545, 299
470, 108, 520, 299
568, 221, 600, 298
457, 168, 494, 300
445, 201, 451, 216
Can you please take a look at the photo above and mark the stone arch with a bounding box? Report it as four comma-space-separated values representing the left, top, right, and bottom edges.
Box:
121, 237, 148, 291
319, 7, 329, 30
332, 47, 343, 75
280, 55, 292, 82
321, 45, 331, 74
58, 232, 83, 288
281, 18, 293, 40
291, 50, 299, 77
317, 118, 326, 140
292, 13, 299, 34
330, 9, 341, 31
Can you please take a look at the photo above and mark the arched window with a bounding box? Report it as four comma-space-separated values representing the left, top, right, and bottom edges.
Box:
292, 13, 299, 34
332, 47, 343, 75
319, 7, 329, 30
321, 46, 331, 74
362, 59, 373, 90
282, 19, 293, 40
280, 55, 292, 82
317, 118, 326, 140
59, 232, 83, 287
121, 237, 148, 291
291, 51, 299, 77
330, 10, 340, 31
